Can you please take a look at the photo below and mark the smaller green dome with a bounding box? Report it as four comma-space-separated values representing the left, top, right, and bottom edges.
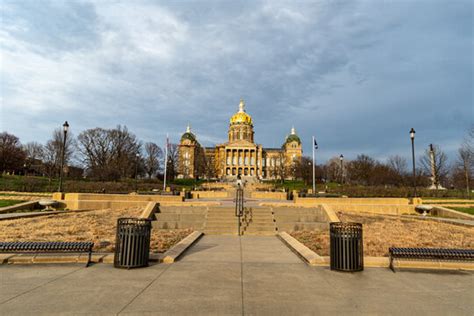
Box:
285, 134, 301, 145
181, 125, 196, 143
284, 126, 301, 145
181, 132, 196, 142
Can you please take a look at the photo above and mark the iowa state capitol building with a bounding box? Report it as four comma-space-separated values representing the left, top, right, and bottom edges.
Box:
178, 99, 302, 180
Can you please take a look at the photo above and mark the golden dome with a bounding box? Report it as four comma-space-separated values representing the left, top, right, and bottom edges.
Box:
230, 99, 253, 125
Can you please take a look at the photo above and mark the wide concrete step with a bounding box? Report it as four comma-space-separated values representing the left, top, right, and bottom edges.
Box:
153, 221, 204, 230
246, 224, 275, 229
250, 214, 273, 218
206, 218, 240, 223
248, 221, 275, 226
204, 229, 239, 235
243, 231, 276, 236
276, 222, 328, 232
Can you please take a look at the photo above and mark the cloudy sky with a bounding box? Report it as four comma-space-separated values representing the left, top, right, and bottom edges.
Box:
1, 0, 472, 163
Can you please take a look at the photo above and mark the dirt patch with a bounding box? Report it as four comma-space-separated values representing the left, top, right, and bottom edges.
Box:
0, 207, 192, 253
291, 212, 474, 257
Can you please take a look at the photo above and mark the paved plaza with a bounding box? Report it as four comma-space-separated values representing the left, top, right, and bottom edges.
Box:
0, 236, 473, 315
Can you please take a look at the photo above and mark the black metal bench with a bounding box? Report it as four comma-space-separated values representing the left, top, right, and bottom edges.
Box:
0, 241, 94, 267
389, 247, 474, 272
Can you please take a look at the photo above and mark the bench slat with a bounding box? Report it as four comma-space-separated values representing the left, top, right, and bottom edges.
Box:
0, 241, 94, 267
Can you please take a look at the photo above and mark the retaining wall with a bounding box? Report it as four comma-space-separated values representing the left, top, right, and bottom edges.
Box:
191, 191, 229, 199
251, 191, 287, 200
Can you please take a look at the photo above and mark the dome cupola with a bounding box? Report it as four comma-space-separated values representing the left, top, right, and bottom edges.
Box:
230, 99, 253, 125
180, 124, 196, 143
285, 126, 301, 145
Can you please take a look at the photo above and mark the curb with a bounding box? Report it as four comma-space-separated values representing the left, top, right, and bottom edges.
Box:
277, 232, 325, 265
278, 232, 474, 271
162, 231, 203, 264
0, 231, 201, 266
0, 209, 95, 221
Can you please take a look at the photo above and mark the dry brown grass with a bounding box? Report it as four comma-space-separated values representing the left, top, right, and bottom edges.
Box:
0, 207, 192, 253
291, 212, 474, 257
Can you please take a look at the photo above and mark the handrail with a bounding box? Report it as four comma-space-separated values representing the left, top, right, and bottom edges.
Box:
235, 187, 244, 235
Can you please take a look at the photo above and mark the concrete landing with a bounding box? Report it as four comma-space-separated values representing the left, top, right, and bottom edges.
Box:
0, 236, 472, 315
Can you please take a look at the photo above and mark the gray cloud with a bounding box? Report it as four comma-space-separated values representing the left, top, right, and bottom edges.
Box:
0, 0, 472, 164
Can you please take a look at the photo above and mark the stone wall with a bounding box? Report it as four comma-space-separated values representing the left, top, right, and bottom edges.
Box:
191, 191, 229, 199
52, 193, 184, 210
294, 197, 412, 205
250, 191, 287, 200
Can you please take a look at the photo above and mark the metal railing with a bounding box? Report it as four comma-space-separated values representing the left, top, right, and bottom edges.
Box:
235, 187, 244, 235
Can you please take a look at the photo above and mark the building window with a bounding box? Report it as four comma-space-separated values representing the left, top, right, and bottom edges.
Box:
244, 157, 248, 165
251, 157, 255, 165
262, 159, 265, 167
239, 157, 243, 165
227, 157, 231, 165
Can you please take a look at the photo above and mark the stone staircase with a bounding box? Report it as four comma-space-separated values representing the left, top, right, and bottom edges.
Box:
242, 207, 276, 236
203, 207, 240, 235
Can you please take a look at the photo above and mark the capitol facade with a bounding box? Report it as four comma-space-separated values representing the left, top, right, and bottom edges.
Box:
178, 100, 302, 180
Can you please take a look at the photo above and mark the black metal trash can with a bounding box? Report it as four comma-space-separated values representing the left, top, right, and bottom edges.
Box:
330, 222, 364, 272
114, 218, 151, 269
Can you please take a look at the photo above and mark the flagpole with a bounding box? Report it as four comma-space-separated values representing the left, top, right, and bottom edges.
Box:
312, 136, 316, 194
163, 134, 168, 191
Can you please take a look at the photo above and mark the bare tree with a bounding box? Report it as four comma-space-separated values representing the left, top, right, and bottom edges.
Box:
77, 126, 141, 180
325, 157, 343, 183
347, 154, 376, 185
274, 152, 287, 182
457, 146, 472, 197
165, 143, 179, 181
41, 128, 75, 182
295, 156, 312, 185
23, 141, 44, 175
0, 132, 26, 173
419, 144, 449, 189
387, 155, 408, 176
144, 142, 162, 178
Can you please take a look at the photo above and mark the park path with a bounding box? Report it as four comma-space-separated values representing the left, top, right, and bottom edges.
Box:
0, 235, 472, 315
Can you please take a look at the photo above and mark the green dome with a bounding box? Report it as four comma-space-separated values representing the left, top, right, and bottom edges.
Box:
181, 132, 196, 143
283, 127, 301, 146
285, 134, 301, 145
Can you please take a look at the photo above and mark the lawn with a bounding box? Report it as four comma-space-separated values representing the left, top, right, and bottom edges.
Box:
0, 200, 25, 208
291, 212, 474, 257
450, 207, 474, 215
0, 207, 192, 253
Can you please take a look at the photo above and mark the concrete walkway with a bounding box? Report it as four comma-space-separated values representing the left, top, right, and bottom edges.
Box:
1, 236, 473, 315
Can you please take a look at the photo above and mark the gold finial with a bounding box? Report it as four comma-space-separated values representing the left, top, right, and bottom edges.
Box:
186, 124, 191, 133
239, 99, 245, 112
291, 126, 296, 135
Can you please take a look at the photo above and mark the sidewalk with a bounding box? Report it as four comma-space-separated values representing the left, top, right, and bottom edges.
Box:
1, 236, 472, 315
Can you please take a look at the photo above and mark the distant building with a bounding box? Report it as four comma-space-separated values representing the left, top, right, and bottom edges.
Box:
178, 99, 302, 180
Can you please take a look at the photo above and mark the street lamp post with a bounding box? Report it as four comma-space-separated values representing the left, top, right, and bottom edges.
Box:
135, 153, 140, 192
339, 154, 344, 192
410, 128, 417, 197
58, 121, 69, 193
